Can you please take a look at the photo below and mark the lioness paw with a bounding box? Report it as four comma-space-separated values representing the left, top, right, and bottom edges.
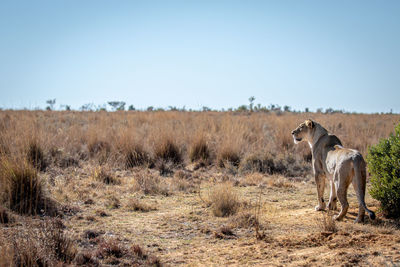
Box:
315, 204, 326, 211
328, 202, 337, 210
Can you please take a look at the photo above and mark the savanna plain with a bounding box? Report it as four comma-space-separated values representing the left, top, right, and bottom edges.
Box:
0, 111, 399, 266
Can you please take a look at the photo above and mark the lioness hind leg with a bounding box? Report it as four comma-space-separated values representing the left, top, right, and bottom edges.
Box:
328, 180, 337, 211
352, 177, 365, 223
333, 181, 349, 221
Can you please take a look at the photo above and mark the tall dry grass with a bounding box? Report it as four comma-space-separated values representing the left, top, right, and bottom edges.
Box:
0, 110, 398, 176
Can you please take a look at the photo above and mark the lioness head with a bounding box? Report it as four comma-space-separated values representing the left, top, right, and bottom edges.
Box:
291, 119, 315, 144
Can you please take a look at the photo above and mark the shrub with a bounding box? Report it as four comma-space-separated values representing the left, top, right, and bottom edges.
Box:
189, 138, 210, 163
0, 159, 46, 215
367, 123, 400, 218
154, 138, 182, 165
209, 183, 240, 217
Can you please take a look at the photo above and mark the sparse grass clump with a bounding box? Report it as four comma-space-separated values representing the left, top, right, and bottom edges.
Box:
92, 166, 120, 185
88, 139, 111, 164
88, 140, 111, 157
74, 251, 99, 266
217, 147, 240, 168
154, 138, 182, 165
239, 153, 275, 174
27, 141, 48, 171
105, 195, 120, 209
189, 137, 210, 163
0, 206, 10, 224
317, 211, 337, 233
209, 183, 240, 217
0, 158, 48, 215
5, 218, 76, 266
266, 175, 294, 188
124, 144, 152, 168
133, 171, 170, 196
96, 238, 125, 259
230, 211, 260, 229
125, 198, 155, 212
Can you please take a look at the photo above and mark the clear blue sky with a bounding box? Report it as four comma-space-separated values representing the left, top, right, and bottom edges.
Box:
1, 0, 399, 112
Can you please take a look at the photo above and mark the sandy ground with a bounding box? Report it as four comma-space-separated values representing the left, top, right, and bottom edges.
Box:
54, 165, 400, 266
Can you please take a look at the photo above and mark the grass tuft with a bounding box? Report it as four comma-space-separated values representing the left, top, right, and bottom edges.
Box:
189, 137, 210, 163
124, 144, 152, 168
0, 158, 51, 215
217, 147, 240, 168
27, 141, 48, 171
133, 172, 170, 196
209, 183, 240, 217
317, 211, 338, 233
92, 166, 120, 185
0, 206, 10, 224
154, 138, 182, 165
125, 198, 155, 212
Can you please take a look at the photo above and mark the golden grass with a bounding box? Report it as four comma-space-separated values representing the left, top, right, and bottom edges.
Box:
0, 111, 398, 170
1, 110, 400, 266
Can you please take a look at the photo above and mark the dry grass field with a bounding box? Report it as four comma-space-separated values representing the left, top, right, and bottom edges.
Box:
0, 110, 399, 266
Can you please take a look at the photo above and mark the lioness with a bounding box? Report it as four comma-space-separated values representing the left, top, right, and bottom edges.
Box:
291, 119, 375, 222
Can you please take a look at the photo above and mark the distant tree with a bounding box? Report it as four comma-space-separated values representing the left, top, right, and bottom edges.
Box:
96, 104, 107, 111
248, 96, 255, 112
108, 101, 126, 111
147, 106, 154, 111
128, 105, 135, 111
325, 108, 334, 114
80, 103, 95, 111
283, 105, 291, 112
268, 104, 281, 112
305, 107, 309, 113
202, 106, 211, 112
168, 106, 178, 111
237, 105, 248, 112
316, 108, 323, 113
60, 104, 71, 111
46, 99, 56, 110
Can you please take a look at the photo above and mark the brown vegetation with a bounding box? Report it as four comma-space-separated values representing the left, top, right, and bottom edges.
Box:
1, 110, 399, 266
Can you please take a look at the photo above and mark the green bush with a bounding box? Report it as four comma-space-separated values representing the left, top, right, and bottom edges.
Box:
366, 123, 400, 218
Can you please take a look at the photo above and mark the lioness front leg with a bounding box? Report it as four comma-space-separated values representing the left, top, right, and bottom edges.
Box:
314, 173, 326, 211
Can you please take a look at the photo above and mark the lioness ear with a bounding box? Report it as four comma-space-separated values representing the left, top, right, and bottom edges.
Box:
305, 119, 314, 128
